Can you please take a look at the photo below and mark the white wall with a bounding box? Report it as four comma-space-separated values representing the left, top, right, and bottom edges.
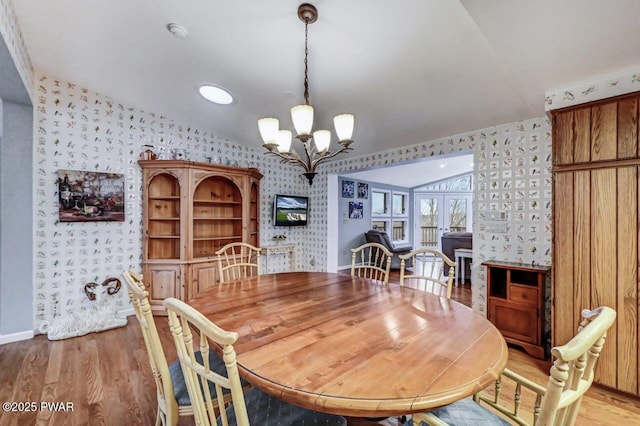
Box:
0, 99, 33, 336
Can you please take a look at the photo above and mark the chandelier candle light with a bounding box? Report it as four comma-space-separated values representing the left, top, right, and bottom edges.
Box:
258, 3, 355, 185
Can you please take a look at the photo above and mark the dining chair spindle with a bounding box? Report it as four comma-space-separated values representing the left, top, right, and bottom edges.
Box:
215, 242, 262, 283
350, 242, 392, 287
399, 249, 456, 299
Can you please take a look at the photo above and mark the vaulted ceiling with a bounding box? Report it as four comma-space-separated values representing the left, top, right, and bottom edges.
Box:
11, 0, 640, 157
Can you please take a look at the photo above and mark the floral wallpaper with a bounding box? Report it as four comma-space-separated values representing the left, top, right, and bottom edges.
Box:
545, 66, 640, 110
472, 118, 553, 344
309, 117, 553, 323
0, 0, 33, 100
32, 72, 310, 327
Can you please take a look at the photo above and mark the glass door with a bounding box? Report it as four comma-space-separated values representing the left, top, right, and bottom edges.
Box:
414, 193, 472, 250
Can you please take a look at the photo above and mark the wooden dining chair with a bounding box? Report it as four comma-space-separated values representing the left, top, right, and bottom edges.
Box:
215, 242, 262, 283
123, 270, 240, 426
410, 306, 617, 426
350, 242, 393, 287
398, 249, 456, 299
163, 297, 347, 426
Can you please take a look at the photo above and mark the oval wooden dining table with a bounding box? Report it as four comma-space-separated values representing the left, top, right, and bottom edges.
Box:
187, 271, 508, 418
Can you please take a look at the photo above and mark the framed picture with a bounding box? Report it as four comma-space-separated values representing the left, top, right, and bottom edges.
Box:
57, 169, 125, 222
349, 201, 363, 219
357, 182, 369, 199
342, 180, 355, 198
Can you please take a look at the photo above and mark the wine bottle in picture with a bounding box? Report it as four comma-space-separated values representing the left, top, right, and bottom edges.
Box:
60, 173, 72, 209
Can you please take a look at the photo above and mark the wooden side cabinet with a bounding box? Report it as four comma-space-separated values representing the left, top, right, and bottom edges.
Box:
483, 260, 549, 359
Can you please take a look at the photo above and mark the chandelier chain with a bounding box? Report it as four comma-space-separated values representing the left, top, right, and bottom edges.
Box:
303, 19, 310, 105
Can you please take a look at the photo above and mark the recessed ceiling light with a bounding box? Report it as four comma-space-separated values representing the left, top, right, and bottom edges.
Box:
440, 164, 445, 168
199, 85, 234, 105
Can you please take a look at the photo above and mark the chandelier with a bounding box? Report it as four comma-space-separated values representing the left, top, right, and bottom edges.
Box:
258, 3, 355, 185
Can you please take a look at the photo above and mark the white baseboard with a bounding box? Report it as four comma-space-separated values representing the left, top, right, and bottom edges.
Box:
337, 264, 351, 271
0, 329, 35, 345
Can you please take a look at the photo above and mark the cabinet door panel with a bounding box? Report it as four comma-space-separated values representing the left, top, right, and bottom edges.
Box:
144, 264, 182, 311
553, 172, 575, 346
617, 98, 638, 159
574, 171, 591, 336
591, 168, 618, 388
489, 299, 538, 344
591, 102, 617, 161
616, 167, 639, 394
189, 262, 220, 300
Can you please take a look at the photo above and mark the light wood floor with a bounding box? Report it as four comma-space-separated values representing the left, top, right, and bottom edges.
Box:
1, 280, 639, 425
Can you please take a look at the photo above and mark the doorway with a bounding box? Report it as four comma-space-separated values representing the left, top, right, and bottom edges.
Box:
413, 193, 472, 251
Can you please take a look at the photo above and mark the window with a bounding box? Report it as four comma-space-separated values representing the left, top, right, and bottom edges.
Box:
371, 190, 390, 216
392, 220, 408, 242
371, 188, 409, 244
371, 220, 389, 233
417, 173, 473, 192
392, 192, 408, 216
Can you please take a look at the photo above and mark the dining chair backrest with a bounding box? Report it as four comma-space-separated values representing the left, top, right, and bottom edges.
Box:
215, 242, 262, 283
398, 248, 456, 299
412, 306, 617, 426
164, 297, 249, 426
350, 242, 392, 287
535, 306, 616, 425
123, 270, 179, 425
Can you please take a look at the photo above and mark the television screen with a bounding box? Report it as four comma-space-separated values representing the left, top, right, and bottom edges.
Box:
274, 195, 308, 226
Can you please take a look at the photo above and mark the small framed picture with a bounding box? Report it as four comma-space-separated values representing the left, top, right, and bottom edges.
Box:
349, 201, 363, 219
357, 182, 369, 199
57, 169, 125, 222
342, 180, 355, 198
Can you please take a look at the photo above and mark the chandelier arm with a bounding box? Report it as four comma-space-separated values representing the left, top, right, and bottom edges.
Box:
266, 151, 309, 170
309, 145, 353, 169
301, 141, 317, 170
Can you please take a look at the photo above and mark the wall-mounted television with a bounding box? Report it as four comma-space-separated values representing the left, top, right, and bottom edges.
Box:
273, 194, 308, 226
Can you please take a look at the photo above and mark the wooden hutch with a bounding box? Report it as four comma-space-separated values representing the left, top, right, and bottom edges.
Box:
139, 160, 262, 312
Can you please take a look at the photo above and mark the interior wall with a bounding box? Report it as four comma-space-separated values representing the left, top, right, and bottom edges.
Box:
336, 177, 413, 269
313, 116, 552, 315
31, 72, 307, 328
472, 118, 552, 321
0, 0, 34, 100
0, 99, 33, 335
0, 2, 34, 340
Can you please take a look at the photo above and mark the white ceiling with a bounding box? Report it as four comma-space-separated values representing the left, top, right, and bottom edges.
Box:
342, 152, 474, 188
11, 1, 640, 158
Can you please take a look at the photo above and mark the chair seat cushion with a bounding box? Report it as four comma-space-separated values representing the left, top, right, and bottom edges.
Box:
410, 397, 512, 426
219, 387, 346, 425
169, 350, 248, 407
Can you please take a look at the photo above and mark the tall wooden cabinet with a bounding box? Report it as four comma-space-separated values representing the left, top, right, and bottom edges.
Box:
552, 92, 640, 396
139, 160, 262, 312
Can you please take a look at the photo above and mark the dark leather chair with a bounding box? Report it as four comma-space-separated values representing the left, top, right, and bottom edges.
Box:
364, 230, 412, 269
441, 232, 472, 279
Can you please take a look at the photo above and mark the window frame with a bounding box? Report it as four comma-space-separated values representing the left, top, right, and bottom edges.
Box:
371, 188, 410, 245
